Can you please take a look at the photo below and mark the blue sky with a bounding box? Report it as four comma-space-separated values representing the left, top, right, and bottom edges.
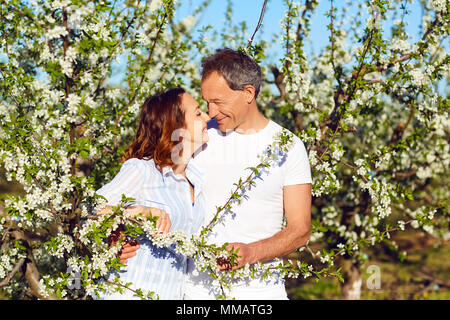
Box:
177, 0, 324, 59
170, 0, 450, 95
6, 1, 435, 88
105, 0, 429, 86
175, 0, 426, 63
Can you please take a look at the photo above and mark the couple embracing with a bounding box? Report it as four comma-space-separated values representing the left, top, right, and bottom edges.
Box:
95, 48, 312, 300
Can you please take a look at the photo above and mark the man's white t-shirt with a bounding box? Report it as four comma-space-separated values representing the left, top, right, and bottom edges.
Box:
184, 119, 312, 300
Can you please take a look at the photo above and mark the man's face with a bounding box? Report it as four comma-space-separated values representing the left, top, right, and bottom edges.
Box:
201, 71, 249, 132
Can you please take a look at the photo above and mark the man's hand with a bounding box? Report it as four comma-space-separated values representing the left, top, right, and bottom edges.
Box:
108, 225, 140, 264
118, 240, 140, 264
217, 242, 257, 271
110, 206, 171, 264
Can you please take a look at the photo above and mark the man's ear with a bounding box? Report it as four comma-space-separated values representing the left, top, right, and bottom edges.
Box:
242, 84, 256, 104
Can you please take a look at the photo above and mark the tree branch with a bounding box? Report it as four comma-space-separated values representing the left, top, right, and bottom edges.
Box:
246, 0, 268, 48
0, 258, 25, 287
113, 6, 170, 148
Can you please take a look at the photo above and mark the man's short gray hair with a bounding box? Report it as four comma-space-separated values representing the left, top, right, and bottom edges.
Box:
201, 48, 262, 98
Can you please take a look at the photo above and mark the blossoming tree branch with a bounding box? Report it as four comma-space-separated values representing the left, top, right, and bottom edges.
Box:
0, 0, 448, 300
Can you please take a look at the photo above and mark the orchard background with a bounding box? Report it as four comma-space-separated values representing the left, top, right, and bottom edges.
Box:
0, 0, 448, 300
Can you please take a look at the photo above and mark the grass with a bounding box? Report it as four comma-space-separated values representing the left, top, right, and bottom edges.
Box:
286, 231, 450, 300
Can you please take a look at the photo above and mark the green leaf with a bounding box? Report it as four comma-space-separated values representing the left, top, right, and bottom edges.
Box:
14, 240, 26, 251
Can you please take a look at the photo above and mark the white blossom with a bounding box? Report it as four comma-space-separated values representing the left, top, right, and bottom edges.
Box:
430, 0, 448, 12
46, 26, 68, 40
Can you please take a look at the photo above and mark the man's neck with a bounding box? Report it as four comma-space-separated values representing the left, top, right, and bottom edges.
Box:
234, 105, 269, 134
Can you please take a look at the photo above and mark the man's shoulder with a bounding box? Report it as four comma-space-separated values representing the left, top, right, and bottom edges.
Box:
267, 120, 304, 145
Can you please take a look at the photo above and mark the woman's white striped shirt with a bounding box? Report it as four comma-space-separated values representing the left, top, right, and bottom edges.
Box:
95, 158, 205, 300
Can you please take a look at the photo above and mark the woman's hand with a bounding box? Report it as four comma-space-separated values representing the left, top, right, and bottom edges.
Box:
125, 205, 171, 234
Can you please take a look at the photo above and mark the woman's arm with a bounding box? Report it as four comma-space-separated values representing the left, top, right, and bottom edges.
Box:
96, 205, 172, 233
95, 159, 172, 263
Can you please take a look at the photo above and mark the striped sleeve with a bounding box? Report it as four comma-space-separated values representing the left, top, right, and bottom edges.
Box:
96, 158, 145, 206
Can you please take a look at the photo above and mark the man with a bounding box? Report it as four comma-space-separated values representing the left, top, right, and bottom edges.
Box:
120, 48, 312, 300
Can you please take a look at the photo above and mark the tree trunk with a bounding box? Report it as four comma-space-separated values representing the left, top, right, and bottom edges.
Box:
23, 247, 59, 300
340, 258, 362, 300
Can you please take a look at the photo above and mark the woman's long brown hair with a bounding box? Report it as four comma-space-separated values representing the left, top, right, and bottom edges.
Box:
123, 88, 186, 171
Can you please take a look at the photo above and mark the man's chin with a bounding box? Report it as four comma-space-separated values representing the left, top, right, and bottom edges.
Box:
217, 121, 234, 133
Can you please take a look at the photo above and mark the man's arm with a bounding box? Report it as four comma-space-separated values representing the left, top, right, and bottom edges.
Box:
219, 183, 311, 270
98, 205, 171, 264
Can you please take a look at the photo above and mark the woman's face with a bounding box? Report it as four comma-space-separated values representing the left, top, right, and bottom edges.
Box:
181, 93, 210, 147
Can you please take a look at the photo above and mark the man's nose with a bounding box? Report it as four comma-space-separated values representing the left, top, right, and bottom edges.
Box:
208, 104, 219, 119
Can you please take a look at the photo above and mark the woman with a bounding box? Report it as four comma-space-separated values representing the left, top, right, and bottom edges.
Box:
95, 88, 210, 299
